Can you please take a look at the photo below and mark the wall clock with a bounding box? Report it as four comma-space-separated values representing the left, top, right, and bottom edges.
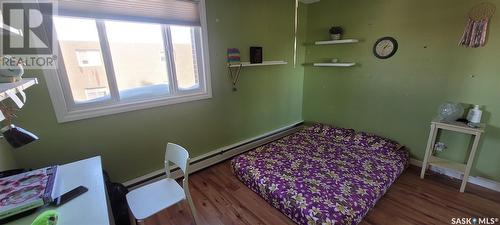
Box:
373, 37, 398, 59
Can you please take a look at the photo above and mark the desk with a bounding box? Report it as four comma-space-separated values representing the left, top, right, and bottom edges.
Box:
6, 156, 113, 225
420, 120, 485, 192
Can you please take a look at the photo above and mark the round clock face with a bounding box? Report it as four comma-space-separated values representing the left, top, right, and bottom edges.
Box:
373, 37, 398, 59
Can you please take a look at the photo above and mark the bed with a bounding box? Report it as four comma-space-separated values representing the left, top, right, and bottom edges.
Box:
231, 124, 409, 225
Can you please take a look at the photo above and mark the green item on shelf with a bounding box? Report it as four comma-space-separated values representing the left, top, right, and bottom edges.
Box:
31, 210, 59, 225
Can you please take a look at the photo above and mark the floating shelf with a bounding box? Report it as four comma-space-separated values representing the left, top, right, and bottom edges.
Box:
227, 61, 288, 68
1, 24, 23, 37
314, 39, 359, 45
313, 62, 356, 67
0, 78, 38, 102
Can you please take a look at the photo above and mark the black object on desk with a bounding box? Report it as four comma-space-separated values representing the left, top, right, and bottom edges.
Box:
51, 186, 88, 206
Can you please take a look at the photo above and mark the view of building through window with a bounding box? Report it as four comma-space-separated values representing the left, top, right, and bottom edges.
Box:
84, 87, 109, 100
105, 20, 170, 100
54, 16, 201, 104
75, 50, 102, 67
171, 26, 199, 91
54, 17, 111, 103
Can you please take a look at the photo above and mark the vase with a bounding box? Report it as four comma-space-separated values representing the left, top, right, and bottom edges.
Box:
437, 102, 465, 122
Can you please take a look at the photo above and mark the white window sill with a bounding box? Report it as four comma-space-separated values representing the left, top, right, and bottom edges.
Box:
56, 91, 212, 123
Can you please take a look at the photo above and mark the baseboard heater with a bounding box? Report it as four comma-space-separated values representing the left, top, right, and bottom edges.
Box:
125, 121, 305, 189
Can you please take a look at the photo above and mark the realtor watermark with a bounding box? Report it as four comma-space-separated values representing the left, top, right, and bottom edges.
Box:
1, 1, 57, 69
451, 217, 499, 225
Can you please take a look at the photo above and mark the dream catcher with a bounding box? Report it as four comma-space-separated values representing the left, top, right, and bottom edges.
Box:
459, 2, 496, 48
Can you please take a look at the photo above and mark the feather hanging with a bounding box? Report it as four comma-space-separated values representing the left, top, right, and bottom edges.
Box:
459, 2, 495, 48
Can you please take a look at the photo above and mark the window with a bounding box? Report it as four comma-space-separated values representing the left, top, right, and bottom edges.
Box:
54, 17, 112, 104
170, 26, 201, 91
45, 0, 211, 122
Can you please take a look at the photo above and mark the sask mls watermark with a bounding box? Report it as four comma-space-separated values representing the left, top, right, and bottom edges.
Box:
1, 1, 57, 69
451, 217, 499, 225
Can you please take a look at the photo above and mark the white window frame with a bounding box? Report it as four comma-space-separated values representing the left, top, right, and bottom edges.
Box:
43, 0, 212, 123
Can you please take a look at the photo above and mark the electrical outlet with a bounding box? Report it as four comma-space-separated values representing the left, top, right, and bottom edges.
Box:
434, 142, 447, 152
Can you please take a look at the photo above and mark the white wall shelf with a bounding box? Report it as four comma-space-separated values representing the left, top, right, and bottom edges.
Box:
227, 61, 287, 91
314, 39, 359, 45
313, 62, 356, 67
227, 61, 288, 68
1, 24, 23, 37
0, 78, 38, 102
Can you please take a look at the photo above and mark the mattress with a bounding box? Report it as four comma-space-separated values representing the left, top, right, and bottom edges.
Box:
231, 124, 409, 225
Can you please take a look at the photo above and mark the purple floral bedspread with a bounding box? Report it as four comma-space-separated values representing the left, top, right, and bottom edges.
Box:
231, 124, 409, 225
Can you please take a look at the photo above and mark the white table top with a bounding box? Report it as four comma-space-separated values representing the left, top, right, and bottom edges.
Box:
431, 119, 485, 134
6, 156, 112, 225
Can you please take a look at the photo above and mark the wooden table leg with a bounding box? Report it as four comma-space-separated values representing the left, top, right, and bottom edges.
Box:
421, 124, 438, 179
460, 133, 482, 192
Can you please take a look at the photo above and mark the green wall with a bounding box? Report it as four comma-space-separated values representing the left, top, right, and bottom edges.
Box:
5, 0, 499, 183
6, 0, 306, 182
0, 145, 17, 171
303, 0, 500, 181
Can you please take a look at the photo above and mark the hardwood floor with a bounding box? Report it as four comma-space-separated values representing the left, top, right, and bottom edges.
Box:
142, 161, 500, 225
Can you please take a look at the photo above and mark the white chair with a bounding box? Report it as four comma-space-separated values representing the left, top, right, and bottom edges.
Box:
126, 143, 199, 224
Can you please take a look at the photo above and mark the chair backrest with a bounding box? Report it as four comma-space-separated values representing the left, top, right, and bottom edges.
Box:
164, 143, 190, 178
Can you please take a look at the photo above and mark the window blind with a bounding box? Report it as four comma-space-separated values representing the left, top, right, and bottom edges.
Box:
57, 0, 200, 26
